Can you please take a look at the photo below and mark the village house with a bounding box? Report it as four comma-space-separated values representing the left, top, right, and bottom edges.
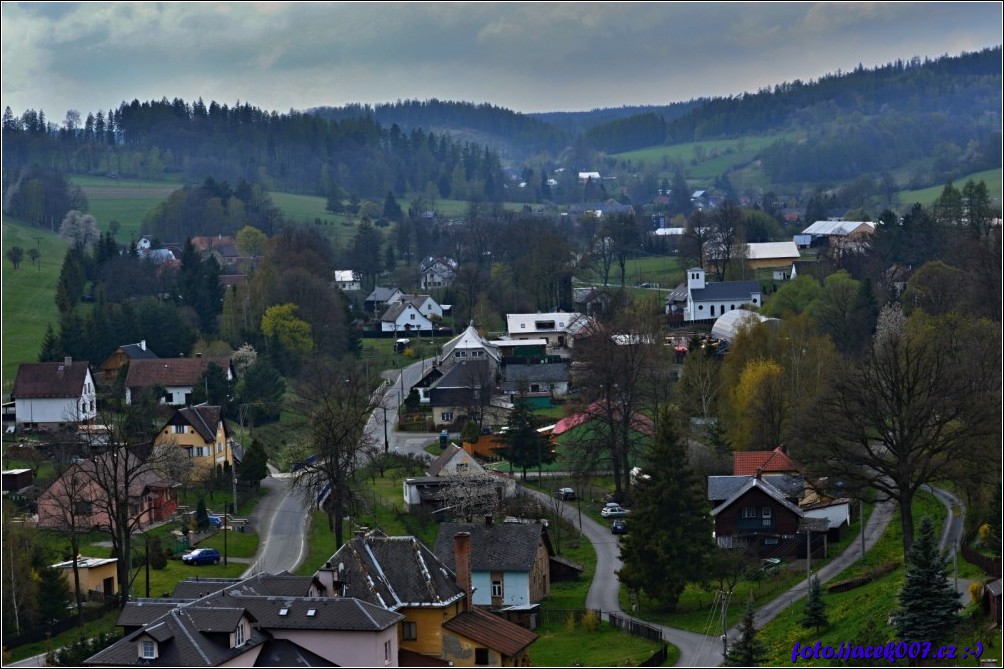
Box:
37, 449, 180, 532
12, 358, 97, 429
744, 241, 801, 270
98, 340, 159, 385
333, 269, 361, 292
505, 311, 591, 350
51, 556, 118, 604
86, 571, 403, 667
153, 404, 237, 481
419, 256, 458, 290
124, 357, 234, 406
434, 520, 552, 611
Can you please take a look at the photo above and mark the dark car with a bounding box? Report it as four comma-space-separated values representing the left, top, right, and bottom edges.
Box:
555, 487, 576, 501
181, 548, 221, 566
611, 519, 628, 535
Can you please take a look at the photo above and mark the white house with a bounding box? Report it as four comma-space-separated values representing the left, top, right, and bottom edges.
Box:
379, 301, 434, 334
333, 270, 361, 292
124, 358, 234, 406
12, 359, 97, 428
505, 312, 590, 349
398, 294, 445, 320
683, 267, 762, 322
419, 257, 458, 290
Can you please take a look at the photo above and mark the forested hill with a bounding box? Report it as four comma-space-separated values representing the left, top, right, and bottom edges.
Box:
306, 47, 1001, 170
309, 99, 570, 160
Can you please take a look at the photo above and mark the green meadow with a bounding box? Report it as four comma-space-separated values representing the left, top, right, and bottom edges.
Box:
1, 219, 68, 392
613, 133, 793, 181
897, 167, 1002, 208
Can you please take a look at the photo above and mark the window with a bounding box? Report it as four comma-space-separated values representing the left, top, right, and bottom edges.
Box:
741, 506, 757, 519
141, 640, 156, 659
402, 621, 418, 640
235, 622, 245, 647
763, 537, 779, 545
193, 446, 209, 457
217, 442, 224, 453
475, 648, 490, 665
762, 507, 772, 526
172, 425, 186, 434
74, 501, 93, 515
385, 640, 392, 662
442, 412, 453, 422
410, 313, 415, 320
491, 579, 503, 598
698, 305, 704, 311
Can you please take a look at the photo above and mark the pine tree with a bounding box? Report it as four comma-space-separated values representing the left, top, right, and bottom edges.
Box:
727, 597, 766, 666
894, 515, 961, 644
616, 407, 713, 611
38, 323, 61, 361
800, 576, 829, 631
195, 497, 209, 530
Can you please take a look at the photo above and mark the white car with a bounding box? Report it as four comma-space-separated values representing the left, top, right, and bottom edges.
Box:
600, 505, 629, 518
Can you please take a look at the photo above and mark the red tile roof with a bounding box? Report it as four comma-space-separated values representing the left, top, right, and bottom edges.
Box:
552, 400, 655, 437
732, 446, 801, 476
125, 358, 231, 389
443, 608, 537, 657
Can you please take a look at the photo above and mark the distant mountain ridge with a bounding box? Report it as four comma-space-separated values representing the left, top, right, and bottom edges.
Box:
307, 46, 1002, 179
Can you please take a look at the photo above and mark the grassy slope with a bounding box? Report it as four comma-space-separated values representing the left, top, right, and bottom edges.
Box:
1, 219, 68, 393
897, 167, 1003, 207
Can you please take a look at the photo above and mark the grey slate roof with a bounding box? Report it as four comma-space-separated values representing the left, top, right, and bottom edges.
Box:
501, 362, 568, 386
365, 286, 401, 303
707, 474, 805, 504
691, 280, 760, 302
252, 639, 334, 667
323, 530, 465, 611
88, 572, 401, 667
171, 404, 224, 443
433, 522, 547, 573
119, 343, 160, 360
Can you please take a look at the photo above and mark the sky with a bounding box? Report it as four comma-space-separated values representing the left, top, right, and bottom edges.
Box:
2, 2, 1002, 122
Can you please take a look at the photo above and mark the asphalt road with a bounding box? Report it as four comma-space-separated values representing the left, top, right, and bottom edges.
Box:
241, 469, 310, 578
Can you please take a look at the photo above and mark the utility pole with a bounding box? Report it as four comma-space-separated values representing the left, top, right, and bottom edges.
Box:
720, 589, 731, 660
223, 512, 228, 566
382, 406, 389, 453
860, 499, 865, 560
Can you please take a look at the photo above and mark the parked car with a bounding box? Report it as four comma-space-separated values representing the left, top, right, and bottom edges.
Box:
555, 487, 576, 501
600, 505, 629, 518
207, 515, 222, 528
182, 548, 221, 566
611, 519, 628, 535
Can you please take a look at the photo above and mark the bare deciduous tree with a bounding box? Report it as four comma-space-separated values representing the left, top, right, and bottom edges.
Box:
288, 356, 378, 547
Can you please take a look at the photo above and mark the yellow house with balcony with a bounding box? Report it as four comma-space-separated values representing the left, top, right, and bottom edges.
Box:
154, 404, 233, 481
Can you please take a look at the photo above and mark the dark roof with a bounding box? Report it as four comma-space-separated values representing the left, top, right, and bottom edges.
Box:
399, 648, 452, 666
364, 286, 401, 303
13, 361, 91, 399
709, 476, 805, 518
119, 343, 160, 360
168, 405, 224, 443
253, 639, 334, 667
433, 522, 547, 573
708, 474, 804, 504
501, 362, 568, 385
88, 573, 401, 667
691, 280, 760, 302
322, 530, 465, 610
126, 358, 232, 389
442, 608, 537, 657
171, 574, 317, 600
87, 607, 265, 666
117, 601, 184, 628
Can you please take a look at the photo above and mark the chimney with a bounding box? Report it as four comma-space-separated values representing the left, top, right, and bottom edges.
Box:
140, 340, 146, 351
196, 352, 202, 358
64, 356, 72, 366
754, 467, 763, 480
453, 532, 472, 611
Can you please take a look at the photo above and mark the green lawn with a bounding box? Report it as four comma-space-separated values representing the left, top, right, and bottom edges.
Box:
612, 134, 792, 181
1, 219, 68, 392
531, 619, 673, 667
755, 489, 962, 665
2, 608, 121, 664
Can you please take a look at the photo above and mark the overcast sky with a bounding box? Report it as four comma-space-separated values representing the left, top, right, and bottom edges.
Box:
2, 2, 1001, 122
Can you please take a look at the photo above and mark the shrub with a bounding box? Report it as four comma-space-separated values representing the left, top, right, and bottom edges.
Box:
581, 609, 599, 632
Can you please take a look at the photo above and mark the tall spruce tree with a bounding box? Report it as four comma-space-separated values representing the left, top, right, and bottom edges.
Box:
800, 576, 829, 632
616, 407, 713, 611
894, 515, 961, 644
727, 597, 767, 666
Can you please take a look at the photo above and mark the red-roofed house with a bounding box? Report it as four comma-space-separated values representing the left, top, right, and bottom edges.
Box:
732, 445, 801, 477
552, 401, 655, 438
12, 358, 97, 429
124, 358, 234, 406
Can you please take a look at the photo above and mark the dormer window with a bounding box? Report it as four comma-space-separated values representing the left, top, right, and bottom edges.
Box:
235, 621, 246, 647
140, 639, 157, 659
